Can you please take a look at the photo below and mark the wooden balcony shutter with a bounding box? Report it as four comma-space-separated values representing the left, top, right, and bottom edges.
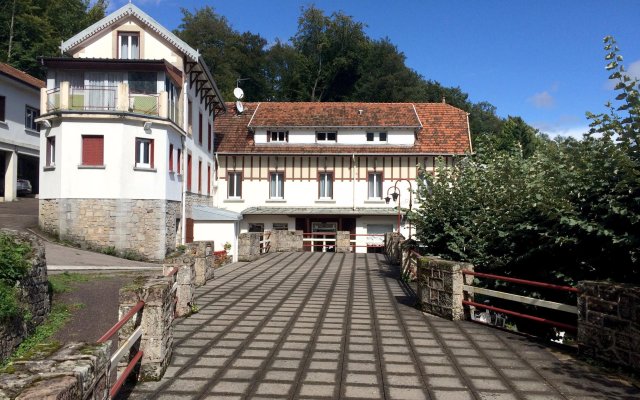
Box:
0, 96, 5, 122
208, 122, 212, 151
186, 218, 194, 243
207, 164, 211, 194
169, 144, 174, 172
82, 135, 104, 166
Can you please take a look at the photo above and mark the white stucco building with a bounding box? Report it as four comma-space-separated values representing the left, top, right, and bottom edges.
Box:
0, 63, 44, 201
211, 101, 472, 252
37, 3, 224, 260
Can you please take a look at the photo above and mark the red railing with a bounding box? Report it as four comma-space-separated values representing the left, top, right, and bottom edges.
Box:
260, 232, 271, 254
461, 270, 578, 332
302, 232, 336, 252
97, 300, 145, 399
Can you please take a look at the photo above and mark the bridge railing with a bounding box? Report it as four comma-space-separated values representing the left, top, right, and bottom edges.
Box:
462, 270, 579, 332
97, 300, 145, 399
302, 232, 336, 252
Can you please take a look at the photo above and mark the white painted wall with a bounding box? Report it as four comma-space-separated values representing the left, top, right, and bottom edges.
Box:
253, 128, 415, 146
0, 74, 41, 157
39, 119, 183, 200
193, 221, 238, 254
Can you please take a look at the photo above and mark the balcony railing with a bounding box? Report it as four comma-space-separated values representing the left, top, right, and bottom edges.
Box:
41, 82, 170, 120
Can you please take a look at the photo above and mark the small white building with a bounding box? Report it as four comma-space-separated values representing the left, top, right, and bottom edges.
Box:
0, 63, 45, 201
211, 102, 472, 252
37, 3, 225, 260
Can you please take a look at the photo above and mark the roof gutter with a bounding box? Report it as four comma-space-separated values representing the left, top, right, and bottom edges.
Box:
466, 112, 474, 154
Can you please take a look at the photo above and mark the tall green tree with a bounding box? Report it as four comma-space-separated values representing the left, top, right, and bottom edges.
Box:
0, 0, 106, 78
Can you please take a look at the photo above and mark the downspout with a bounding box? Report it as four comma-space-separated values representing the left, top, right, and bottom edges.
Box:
214, 153, 220, 207
466, 112, 473, 154
181, 72, 189, 245
352, 153, 356, 211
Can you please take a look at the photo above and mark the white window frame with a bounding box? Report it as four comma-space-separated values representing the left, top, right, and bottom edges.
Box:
25, 105, 39, 131
135, 138, 152, 168
46, 136, 55, 166
368, 172, 383, 199
269, 172, 284, 199
119, 32, 140, 60
316, 131, 337, 143
228, 172, 242, 198
269, 131, 288, 142
318, 172, 333, 199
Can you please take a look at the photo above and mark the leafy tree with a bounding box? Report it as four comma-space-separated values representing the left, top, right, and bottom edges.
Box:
0, 0, 106, 78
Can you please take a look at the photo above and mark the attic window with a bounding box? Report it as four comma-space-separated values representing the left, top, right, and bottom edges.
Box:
268, 131, 288, 142
316, 131, 337, 142
119, 32, 139, 59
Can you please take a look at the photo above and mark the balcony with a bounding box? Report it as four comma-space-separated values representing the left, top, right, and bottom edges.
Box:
42, 82, 171, 120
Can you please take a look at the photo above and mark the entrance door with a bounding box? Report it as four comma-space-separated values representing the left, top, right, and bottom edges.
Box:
311, 222, 337, 252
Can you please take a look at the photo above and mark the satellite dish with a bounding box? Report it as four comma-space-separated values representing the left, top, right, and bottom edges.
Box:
233, 87, 244, 100
236, 100, 244, 113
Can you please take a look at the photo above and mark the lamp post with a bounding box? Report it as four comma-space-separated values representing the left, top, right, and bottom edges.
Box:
384, 179, 413, 237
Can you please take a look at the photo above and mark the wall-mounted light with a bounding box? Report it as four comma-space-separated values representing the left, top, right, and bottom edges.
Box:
143, 121, 152, 131
41, 120, 52, 129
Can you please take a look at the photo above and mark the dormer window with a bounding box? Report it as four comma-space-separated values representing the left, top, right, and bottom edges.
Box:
119, 32, 139, 59
366, 132, 387, 142
316, 131, 337, 142
268, 131, 288, 142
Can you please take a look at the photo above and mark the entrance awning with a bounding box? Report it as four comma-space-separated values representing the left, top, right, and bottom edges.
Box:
241, 207, 397, 217
192, 206, 243, 221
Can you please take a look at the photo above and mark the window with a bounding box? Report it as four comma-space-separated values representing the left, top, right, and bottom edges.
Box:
198, 112, 203, 144
0, 96, 5, 122
316, 131, 337, 142
207, 164, 211, 195
46, 136, 55, 166
268, 131, 288, 142
318, 172, 333, 199
118, 32, 139, 59
169, 144, 174, 172
176, 149, 182, 174
135, 138, 154, 168
273, 223, 288, 231
368, 172, 383, 199
208, 122, 212, 151
198, 160, 202, 193
25, 106, 39, 131
228, 172, 242, 198
129, 72, 156, 94
269, 172, 284, 199
248, 223, 264, 233
366, 132, 387, 142
82, 135, 104, 166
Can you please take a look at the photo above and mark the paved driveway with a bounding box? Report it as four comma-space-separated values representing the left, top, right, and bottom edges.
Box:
128, 252, 638, 400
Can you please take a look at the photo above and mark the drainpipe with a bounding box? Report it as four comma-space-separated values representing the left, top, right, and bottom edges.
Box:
352, 153, 356, 211
214, 153, 220, 207
181, 134, 187, 244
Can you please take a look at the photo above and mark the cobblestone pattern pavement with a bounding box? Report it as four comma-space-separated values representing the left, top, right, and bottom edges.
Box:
127, 252, 639, 400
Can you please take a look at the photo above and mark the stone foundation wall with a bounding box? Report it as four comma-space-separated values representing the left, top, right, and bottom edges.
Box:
0, 230, 50, 362
0, 342, 110, 400
577, 281, 640, 374
185, 192, 212, 218
268, 230, 303, 252
39, 198, 181, 261
417, 257, 474, 321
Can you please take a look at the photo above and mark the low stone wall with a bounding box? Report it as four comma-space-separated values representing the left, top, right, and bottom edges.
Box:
188, 241, 214, 286
0, 342, 110, 399
401, 248, 418, 281
39, 198, 181, 261
0, 230, 50, 362
577, 281, 640, 374
268, 230, 303, 252
336, 231, 351, 252
416, 257, 474, 321
238, 232, 262, 261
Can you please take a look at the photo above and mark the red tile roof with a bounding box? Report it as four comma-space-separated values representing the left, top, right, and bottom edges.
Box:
215, 102, 471, 155
248, 102, 421, 128
0, 63, 45, 89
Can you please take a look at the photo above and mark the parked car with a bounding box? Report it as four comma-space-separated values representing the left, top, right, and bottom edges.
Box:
16, 178, 32, 195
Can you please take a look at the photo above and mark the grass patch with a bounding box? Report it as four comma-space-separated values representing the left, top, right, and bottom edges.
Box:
48, 272, 91, 294
1, 302, 83, 369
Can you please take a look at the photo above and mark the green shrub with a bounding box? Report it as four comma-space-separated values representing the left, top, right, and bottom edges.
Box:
0, 233, 31, 283
0, 282, 20, 321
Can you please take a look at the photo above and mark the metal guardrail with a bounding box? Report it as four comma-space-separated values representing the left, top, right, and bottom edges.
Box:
46, 88, 60, 111
260, 232, 271, 254
462, 270, 578, 332
129, 92, 159, 116
302, 232, 336, 252
97, 300, 144, 399
70, 85, 118, 111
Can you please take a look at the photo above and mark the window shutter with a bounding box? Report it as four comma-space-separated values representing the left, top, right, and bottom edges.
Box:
150, 139, 155, 168
169, 144, 173, 172
208, 123, 212, 151
0, 96, 5, 121
207, 165, 211, 194
267, 131, 271, 142
199, 113, 203, 144
82, 135, 104, 166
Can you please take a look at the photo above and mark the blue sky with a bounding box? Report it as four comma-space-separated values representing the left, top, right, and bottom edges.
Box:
109, 1, 640, 138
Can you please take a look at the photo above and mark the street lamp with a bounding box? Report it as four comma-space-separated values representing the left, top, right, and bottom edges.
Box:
384, 179, 413, 237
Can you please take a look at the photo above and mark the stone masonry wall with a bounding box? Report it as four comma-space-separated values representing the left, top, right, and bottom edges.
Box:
0, 342, 110, 400
577, 281, 640, 374
0, 230, 50, 362
417, 257, 474, 321
39, 198, 181, 261
184, 192, 212, 218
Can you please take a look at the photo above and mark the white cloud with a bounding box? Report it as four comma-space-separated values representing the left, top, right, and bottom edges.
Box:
533, 123, 590, 139
528, 91, 555, 109
604, 59, 640, 90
